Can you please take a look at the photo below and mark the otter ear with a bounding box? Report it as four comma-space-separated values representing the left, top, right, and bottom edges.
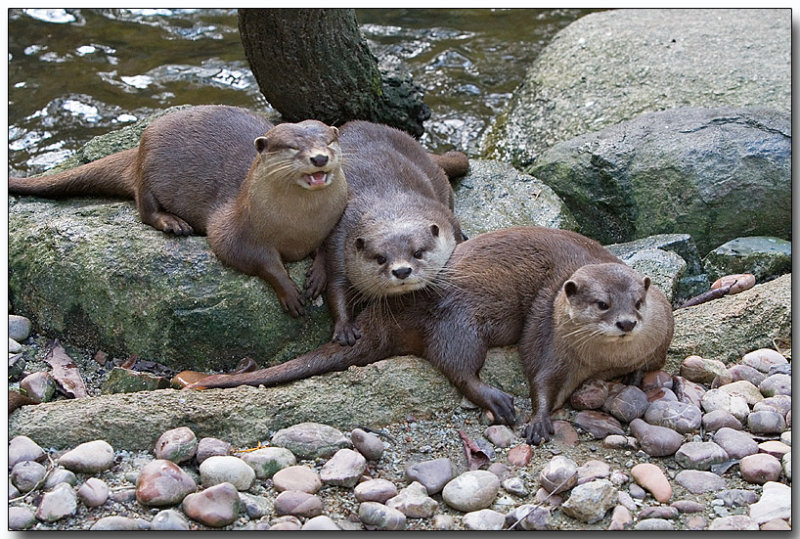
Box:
330, 126, 339, 139
430, 224, 440, 237
643, 276, 651, 291
254, 136, 269, 153
355, 238, 365, 251
564, 280, 578, 297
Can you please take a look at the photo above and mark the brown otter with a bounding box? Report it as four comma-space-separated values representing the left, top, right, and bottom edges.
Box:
312, 120, 468, 346
8, 105, 347, 317
188, 226, 674, 445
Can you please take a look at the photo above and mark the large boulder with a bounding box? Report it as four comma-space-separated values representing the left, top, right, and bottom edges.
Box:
482, 8, 790, 165
527, 107, 791, 253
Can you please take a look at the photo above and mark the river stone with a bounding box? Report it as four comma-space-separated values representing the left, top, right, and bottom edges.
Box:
11, 460, 47, 493
674, 441, 729, 471
702, 410, 742, 432
19, 371, 57, 403
560, 479, 617, 524
358, 501, 406, 530
757, 441, 790, 459
268, 515, 303, 530
629, 418, 683, 457
35, 483, 78, 522
89, 516, 150, 530
700, 389, 750, 423
301, 515, 341, 530
747, 410, 786, 435
538, 456, 578, 494
679, 355, 728, 385
709, 515, 759, 531
199, 455, 255, 491
713, 427, 758, 459
151, 509, 191, 530
9, 314, 32, 342
272, 465, 322, 494
607, 504, 632, 530
483, 8, 790, 165
452, 159, 577, 237
569, 379, 608, 410
739, 454, 782, 485
386, 481, 438, 518
526, 106, 790, 251
727, 364, 766, 387
182, 482, 241, 528
442, 470, 501, 512
674, 470, 726, 494
462, 508, 506, 530
671, 500, 705, 514
573, 410, 624, 439
758, 374, 791, 397
718, 380, 764, 406
350, 428, 385, 461
749, 481, 791, 524
576, 459, 610, 485
603, 385, 649, 423
135, 459, 197, 506
239, 492, 272, 519
639, 506, 679, 520
716, 488, 759, 507
753, 395, 792, 416
270, 422, 350, 459
77, 477, 109, 507
630, 463, 671, 503
405, 457, 455, 495
320, 448, 367, 488
195, 437, 231, 465
239, 446, 295, 479
154, 426, 198, 464
274, 490, 323, 518
44, 468, 77, 490
9, 435, 45, 468
8, 506, 37, 530
703, 236, 791, 282
354, 478, 398, 503
58, 440, 115, 473
742, 348, 788, 373
644, 400, 702, 433
484, 424, 516, 448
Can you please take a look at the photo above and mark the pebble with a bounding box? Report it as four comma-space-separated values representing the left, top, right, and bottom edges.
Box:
58, 440, 115, 474
701, 388, 750, 422
702, 409, 742, 431
387, 481, 438, 518
760, 519, 791, 530
680, 355, 727, 385
195, 437, 231, 464
780, 430, 791, 445
11, 460, 47, 493
708, 515, 759, 530
757, 440, 791, 459
576, 459, 610, 484
641, 370, 673, 391
405, 457, 455, 495
441, 470, 500, 512
742, 348, 787, 373
487, 462, 512, 480
44, 468, 77, 490
603, 385, 649, 422
8, 435, 44, 468
89, 516, 150, 530
238, 446, 295, 479
19, 371, 57, 402
506, 444, 533, 466
354, 478, 398, 503
639, 505, 679, 519
181, 482, 240, 527
463, 508, 505, 530
538, 455, 578, 494
272, 465, 322, 494
630, 463, 671, 503
358, 501, 406, 530
629, 418, 683, 457
726, 364, 766, 387
671, 499, 705, 513
432, 514, 456, 530
634, 518, 674, 530
747, 410, 786, 434
199, 455, 255, 490
719, 380, 764, 405
739, 453, 782, 484
609, 470, 630, 486
607, 504, 632, 530
350, 428, 385, 460
748, 480, 791, 524
274, 490, 323, 518
560, 478, 617, 524
758, 374, 791, 397
35, 483, 78, 522
484, 424, 515, 447
713, 427, 758, 458
135, 459, 198, 506
686, 515, 707, 530
77, 477, 109, 507
8, 506, 37, 530
239, 492, 272, 519
715, 488, 759, 507
673, 375, 706, 408
569, 378, 608, 409
674, 441, 729, 470
320, 448, 367, 488
270, 422, 350, 459
501, 476, 528, 497
782, 452, 791, 480
301, 515, 341, 530
9, 337, 22, 353
154, 426, 198, 463
628, 483, 646, 499
506, 504, 551, 530
9, 314, 32, 341
269, 515, 302, 530
573, 410, 625, 438
602, 434, 637, 450
643, 400, 702, 433
674, 470, 726, 493
754, 394, 792, 416
151, 509, 191, 530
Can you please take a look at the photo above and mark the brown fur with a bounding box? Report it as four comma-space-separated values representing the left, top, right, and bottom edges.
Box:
188, 226, 674, 445
9, 105, 347, 317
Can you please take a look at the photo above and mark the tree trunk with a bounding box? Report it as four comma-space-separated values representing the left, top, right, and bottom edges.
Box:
238, 8, 430, 137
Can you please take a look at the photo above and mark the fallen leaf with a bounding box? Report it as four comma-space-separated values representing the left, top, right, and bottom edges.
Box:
44, 341, 88, 398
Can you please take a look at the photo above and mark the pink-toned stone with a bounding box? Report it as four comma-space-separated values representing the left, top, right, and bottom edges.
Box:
758, 440, 791, 459
630, 463, 671, 503
507, 444, 532, 467
551, 420, 578, 448
272, 465, 322, 494
739, 453, 782, 485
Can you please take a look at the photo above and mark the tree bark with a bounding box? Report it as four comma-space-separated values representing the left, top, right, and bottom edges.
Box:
238, 8, 430, 137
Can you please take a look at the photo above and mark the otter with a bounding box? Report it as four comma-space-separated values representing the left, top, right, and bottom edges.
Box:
8, 105, 347, 317
311, 120, 468, 346
188, 226, 674, 445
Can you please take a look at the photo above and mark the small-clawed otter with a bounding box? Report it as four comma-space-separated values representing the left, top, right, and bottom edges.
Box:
188, 227, 674, 445
8, 105, 347, 317
311, 120, 468, 346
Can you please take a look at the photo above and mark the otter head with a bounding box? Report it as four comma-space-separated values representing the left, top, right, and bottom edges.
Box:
345, 217, 458, 299
560, 263, 652, 341
254, 120, 341, 191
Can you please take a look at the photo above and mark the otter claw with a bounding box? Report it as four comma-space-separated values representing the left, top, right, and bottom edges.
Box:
332, 322, 361, 346
523, 416, 554, 445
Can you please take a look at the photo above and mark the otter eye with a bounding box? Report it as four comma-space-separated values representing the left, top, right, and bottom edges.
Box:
375, 255, 387, 265
413, 249, 424, 259
635, 300, 643, 310
597, 301, 609, 311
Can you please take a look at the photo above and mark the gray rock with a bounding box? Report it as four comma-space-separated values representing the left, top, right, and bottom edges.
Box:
758, 374, 791, 397
19, 372, 57, 403
386, 481, 438, 518
727, 364, 767, 387
679, 355, 728, 385
671, 500, 705, 513
483, 8, 790, 165
8, 506, 37, 530
58, 440, 115, 473
576, 459, 610, 485
301, 515, 341, 530
8, 435, 45, 468
320, 448, 367, 488
674, 470, 727, 494
629, 418, 684, 457
560, 479, 617, 524
463, 508, 506, 530
274, 490, 323, 518
742, 348, 789, 373
239, 446, 295, 479
538, 456, 578, 494
9, 337, 23, 354
89, 516, 150, 530
747, 410, 786, 434
613, 248, 686, 304
199, 455, 255, 491
674, 441, 729, 470
573, 410, 625, 439
9, 314, 32, 342
43, 467, 77, 490
11, 460, 47, 493
506, 504, 552, 530
701, 389, 750, 423
271, 422, 351, 459
151, 509, 191, 530
272, 465, 322, 494
702, 409, 742, 432
35, 482, 77, 522
607, 504, 632, 530
154, 426, 198, 464
442, 470, 501, 512
238, 492, 273, 519
718, 380, 764, 406
354, 478, 398, 503
268, 515, 303, 530
782, 452, 791, 481
358, 501, 406, 530
452, 159, 578, 237
634, 518, 675, 530
644, 400, 702, 433
501, 476, 529, 497
639, 506, 679, 519
749, 481, 791, 524
709, 515, 759, 530
405, 457, 455, 495
181, 482, 241, 528
77, 477, 109, 507
603, 385, 649, 423
716, 488, 759, 507
194, 437, 231, 465
135, 459, 197, 507
350, 428, 385, 461
753, 394, 792, 416
713, 427, 758, 459
739, 453, 782, 485
484, 424, 516, 448
703, 236, 791, 282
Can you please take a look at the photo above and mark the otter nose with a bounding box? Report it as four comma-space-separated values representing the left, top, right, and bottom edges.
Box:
616, 320, 637, 332
310, 154, 328, 167
392, 267, 413, 280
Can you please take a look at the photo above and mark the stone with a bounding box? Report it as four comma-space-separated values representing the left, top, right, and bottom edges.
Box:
573, 410, 624, 439
271, 422, 350, 459
195, 437, 231, 464
441, 470, 501, 512
9, 314, 32, 341
747, 410, 786, 434
644, 387, 677, 402
739, 453, 782, 484
135, 459, 197, 506
603, 385, 649, 423
713, 427, 758, 459
607, 505, 632, 530
272, 465, 322, 494
629, 418, 683, 457
759, 374, 791, 397
569, 379, 608, 410
674, 470, 726, 494
671, 500, 705, 513
672, 376, 706, 408
199, 455, 255, 491
239, 446, 295, 479
43, 468, 77, 490
603, 435, 636, 450
354, 478, 398, 504
386, 481, 438, 518
58, 439, 115, 473
358, 501, 406, 530
100, 367, 169, 394
320, 448, 367, 488
8, 506, 37, 530
641, 370, 673, 391
674, 441, 729, 471
538, 455, 578, 494
560, 479, 617, 524
274, 490, 323, 518
643, 400, 702, 433
154, 426, 197, 463
432, 514, 456, 530
19, 372, 57, 403
634, 518, 675, 530
726, 364, 766, 387
630, 463, 671, 503
501, 476, 528, 497
742, 348, 788, 373
405, 458, 455, 495
182, 482, 241, 528
484, 424, 515, 448
702, 409, 742, 431
463, 508, 506, 530
716, 488, 759, 507
11, 460, 47, 493
709, 515, 759, 530
239, 492, 272, 519
753, 394, 792, 416
551, 420, 579, 448
748, 481, 791, 524
9, 337, 22, 353
680, 355, 728, 385
686, 515, 707, 530
350, 428, 385, 460
268, 515, 303, 530
506, 504, 551, 530
77, 477, 109, 507
35, 483, 77, 522
757, 440, 791, 459
577, 459, 610, 485
761, 519, 791, 530
301, 515, 341, 530
89, 516, 150, 530
782, 452, 791, 481
703, 236, 791, 282
718, 380, 764, 406
701, 389, 750, 423
506, 444, 533, 467
639, 506, 679, 519
151, 509, 191, 530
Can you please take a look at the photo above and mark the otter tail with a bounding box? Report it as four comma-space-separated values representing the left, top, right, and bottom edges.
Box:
9, 148, 138, 199
430, 150, 470, 181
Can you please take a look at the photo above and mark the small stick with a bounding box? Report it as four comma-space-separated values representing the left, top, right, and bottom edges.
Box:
675, 281, 735, 310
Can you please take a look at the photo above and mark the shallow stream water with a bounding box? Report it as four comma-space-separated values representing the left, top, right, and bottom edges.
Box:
8, 8, 592, 176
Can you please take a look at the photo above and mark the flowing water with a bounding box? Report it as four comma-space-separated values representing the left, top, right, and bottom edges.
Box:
8, 8, 593, 176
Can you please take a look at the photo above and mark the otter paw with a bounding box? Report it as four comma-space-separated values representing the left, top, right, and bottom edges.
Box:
486, 390, 516, 426
304, 269, 326, 300
523, 416, 554, 445
157, 214, 194, 236
279, 289, 306, 318
332, 322, 361, 346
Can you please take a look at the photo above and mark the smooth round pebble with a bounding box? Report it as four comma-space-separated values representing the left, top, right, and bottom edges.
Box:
135, 459, 198, 506
507, 444, 533, 467
501, 476, 529, 497
320, 448, 367, 487
274, 490, 323, 518
603, 385, 649, 422
747, 410, 786, 434
758, 374, 791, 397
634, 518, 674, 530
9, 435, 45, 468
354, 478, 398, 503
89, 516, 150, 530
9, 506, 37, 530
672, 500, 705, 513
9, 314, 32, 341
19, 372, 56, 402
181, 482, 241, 527
77, 477, 109, 507
270, 422, 350, 459
573, 410, 625, 438
674, 441, 729, 470
441, 470, 500, 512
484, 424, 516, 448
643, 400, 702, 433
405, 458, 455, 495
608, 504, 632, 530
154, 426, 198, 463
629, 418, 683, 457
640, 506, 679, 519
713, 427, 758, 458
674, 470, 726, 493
709, 515, 759, 530
58, 440, 115, 473
463, 508, 506, 530
538, 456, 577, 494
350, 428, 385, 460
35, 483, 78, 522
199, 455, 255, 490
302, 515, 341, 530
739, 453, 782, 484
44, 468, 77, 490
702, 409, 742, 431
742, 348, 787, 373
151, 509, 191, 530
718, 380, 764, 406
701, 389, 750, 422
758, 440, 791, 459
239, 446, 295, 479
195, 437, 232, 465
272, 465, 322, 494
11, 460, 47, 493
387, 481, 439, 518
630, 463, 671, 503
358, 501, 406, 530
